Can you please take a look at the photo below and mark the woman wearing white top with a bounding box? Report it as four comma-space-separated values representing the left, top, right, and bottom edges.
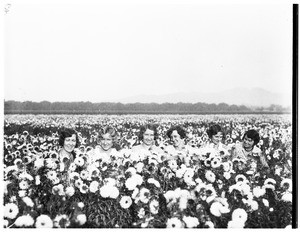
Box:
201, 124, 230, 159
132, 124, 164, 156
164, 125, 194, 164
88, 126, 119, 165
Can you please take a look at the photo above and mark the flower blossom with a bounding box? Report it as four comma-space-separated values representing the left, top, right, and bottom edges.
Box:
35, 214, 53, 228
15, 214, 35, 227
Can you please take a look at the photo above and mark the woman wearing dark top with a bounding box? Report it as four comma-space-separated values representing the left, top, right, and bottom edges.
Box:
58, 128, 80, 184
232, 129, 269, 173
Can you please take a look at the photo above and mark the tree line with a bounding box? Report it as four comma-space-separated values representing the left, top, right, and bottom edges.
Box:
4, 100, 290, 114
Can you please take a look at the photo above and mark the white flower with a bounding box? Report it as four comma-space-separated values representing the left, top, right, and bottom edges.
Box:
205, 170, 216, 183
125, 167, 137, 176
19, 180, 29, 190
69, 163, 77, 171
100, 185, 119, 198
281, 192, 292, 202
139, 187, 151, 204
75, 179, 84, 189
125, 177, 138, 190
19, 172, 34, 181
262, 198, 269, 207
35, 214, 53, 228
210, 202, 223, 217
227, 220, 245, 228
147, 178, 161, 188
166, 217, 184, 228
46, 170, 57, 181
135, 162, 144, 173
168, 159, 178, 171
53, 214, 70, 228
52, 184, 65, 196
182, 216, 199, 228
149, 199, 159, 214
76, 214, 87, 225
205, 221, 214, 228
35, 175, 41, 185
120, 196, 133, 209
235, 174, 248, 184
18, 190, 27, 198
250, 200, 259, 211
79, 184, 89, 194
183, 168, 195, 184
164, 190, 176, 203
211, 157, 221, 168
3, 220, 8, 228
224, 172, 231, 180
22, 196, 34, 207
253, 186, 266, 198
222, 161, 233, 172
264, 178, 276, 186
78, 202, 84, 209
80, 170, 89, 180
231, 208, 248, 223
240, 183, 251, 196
99, 185, 112, 198
280, 178, 292, 192
138, 208, 145, 218
125, 174, 143, 190
15, 214, 35, 227
69, 172, 80, 180
110, 186, 119, 199
89, 181, 99, 193
176, 168, 186, 178
74, 157, 85, 167
4, 203, 19, 219
179, 196, 188, 211
65, 186, 75, 197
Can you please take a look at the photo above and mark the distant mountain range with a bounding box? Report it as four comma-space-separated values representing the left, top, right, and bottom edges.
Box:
119, 88, 291, 107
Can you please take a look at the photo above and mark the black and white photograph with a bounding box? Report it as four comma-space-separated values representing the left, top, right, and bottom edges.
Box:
2, 0, 297, 229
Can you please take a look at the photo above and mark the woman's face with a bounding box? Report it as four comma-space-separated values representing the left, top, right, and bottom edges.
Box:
63, 134, 76, 153
100, 133, 113, 151
170, 130, 184, 148
143, 129, 155, 146
211, 132, 223, 145
243, 135, 255, 150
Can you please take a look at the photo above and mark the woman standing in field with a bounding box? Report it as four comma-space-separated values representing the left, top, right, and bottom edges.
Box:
201, 124, 230, 159
58, 128, 80, 184
88, 126, 119, 165
231, 129, 269, 172
132, 124, 164, 156
164, 125, 196, 164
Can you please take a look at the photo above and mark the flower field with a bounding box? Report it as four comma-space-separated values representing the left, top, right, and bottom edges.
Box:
3, 114, 293, 228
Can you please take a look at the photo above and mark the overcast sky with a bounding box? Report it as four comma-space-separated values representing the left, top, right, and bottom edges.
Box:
3, 0, 293, 103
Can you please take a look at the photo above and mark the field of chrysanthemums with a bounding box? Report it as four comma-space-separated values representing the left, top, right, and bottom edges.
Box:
3, 114, 293, 228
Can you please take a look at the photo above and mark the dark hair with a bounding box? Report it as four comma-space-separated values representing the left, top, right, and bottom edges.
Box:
206, 124, 223, 139
98, 126, 118, 143
166, 126, 186, 139
242, 129, 260, 146
138, 124, 158, 141
58, 128, 80, 148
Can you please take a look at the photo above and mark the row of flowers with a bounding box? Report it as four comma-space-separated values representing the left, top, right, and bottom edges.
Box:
3, 114, 293, 228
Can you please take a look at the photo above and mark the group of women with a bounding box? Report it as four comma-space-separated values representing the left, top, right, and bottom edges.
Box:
58, 123, 269, 178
